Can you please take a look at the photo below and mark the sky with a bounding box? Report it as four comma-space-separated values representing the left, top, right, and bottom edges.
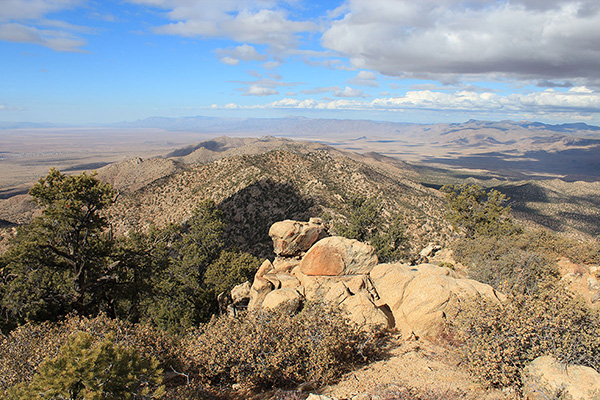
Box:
2, 0, 600, 125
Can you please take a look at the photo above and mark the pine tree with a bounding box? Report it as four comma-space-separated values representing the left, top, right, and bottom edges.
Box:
1, 169, 117, 327
8, 331, 165, 399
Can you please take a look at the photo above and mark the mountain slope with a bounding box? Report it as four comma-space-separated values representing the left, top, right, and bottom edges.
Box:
109, 147, 449, 258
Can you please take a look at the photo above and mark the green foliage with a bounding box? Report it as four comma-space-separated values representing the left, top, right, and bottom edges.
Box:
0, 169, 116, 328
8, 331, 165, 399
336, 196, 408, 262
452, 289, 600, 390
182, 303, 380, 390
174, 199, 225, 274
336, 195, 380, 242
143, 200, 227, 332
450, 226, 600, 391
441, 183, 520, 238
0, 314, 181, 394
111, 224, 174, 323
452, 234, 560, 296
203, 250, 261, 295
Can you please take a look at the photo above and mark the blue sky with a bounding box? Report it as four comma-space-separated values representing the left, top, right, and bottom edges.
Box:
2, 0, 600, 125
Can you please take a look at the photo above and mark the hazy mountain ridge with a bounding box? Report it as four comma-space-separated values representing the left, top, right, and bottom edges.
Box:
116, 116, 600, 136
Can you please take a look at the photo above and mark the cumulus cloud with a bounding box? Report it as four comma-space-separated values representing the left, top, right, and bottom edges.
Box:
212, 86, 600, 119
216, 44, 267, 65
244, 85, 279, 96
0, 103, 24, 111
262, 61, 281, 69
300, 86, 340, 95
234, 77, 300, 96
348, 71, 378, 87
334, 86, 369, 98
130, 0, 317, 52
0, 0, 87, 51
321, 0, 600, 84
0, 0, 83, 21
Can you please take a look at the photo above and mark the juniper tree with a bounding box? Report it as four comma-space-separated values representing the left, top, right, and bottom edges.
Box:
441, 183, 520, 238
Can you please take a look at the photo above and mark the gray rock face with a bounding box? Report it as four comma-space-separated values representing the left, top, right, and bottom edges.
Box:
523, 356, 600, 400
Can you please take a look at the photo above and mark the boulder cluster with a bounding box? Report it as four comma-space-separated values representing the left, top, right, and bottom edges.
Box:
230, 218, 504, 339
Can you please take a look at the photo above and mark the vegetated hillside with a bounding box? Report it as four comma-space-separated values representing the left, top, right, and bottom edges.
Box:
493, 179, 600, 238
108, 146, 449, 259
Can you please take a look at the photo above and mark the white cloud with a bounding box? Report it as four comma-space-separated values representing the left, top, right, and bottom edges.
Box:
220, 56, 240, 66
211, 86, 600, 119
0, 103, 24, 111
234, 77, 300, 96
262, 61, 281, 69
348, 70, 378, 87
334, 86, 369, 98
130, 1, 317, 52
0, 0, 83, 21
244, 85, 279, 96
0, 0, 87, 52
300, 86, 340, 95
321, 0, 600, 84
0, 22, 87, 52
216, 44, 267, 65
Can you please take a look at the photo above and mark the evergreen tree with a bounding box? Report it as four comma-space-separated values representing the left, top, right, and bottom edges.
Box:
336, 195, 408, 262
441, 183, 520, 238
144, 200, 226, 332
8, 331, 164, 399
1, 169, 116, 328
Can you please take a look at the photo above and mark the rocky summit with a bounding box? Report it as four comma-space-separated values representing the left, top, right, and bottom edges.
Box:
231, 218, 503, 339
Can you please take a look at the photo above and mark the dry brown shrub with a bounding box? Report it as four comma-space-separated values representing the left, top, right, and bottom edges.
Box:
451, 286, 600, 390
181, 303, 382, 390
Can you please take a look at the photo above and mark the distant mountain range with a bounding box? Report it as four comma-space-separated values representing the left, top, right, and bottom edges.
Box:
2, 116, 600, 182
117, 116, 600, 136
2, 116, 599, 135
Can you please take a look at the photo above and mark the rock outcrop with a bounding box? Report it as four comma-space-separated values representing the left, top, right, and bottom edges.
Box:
300, 237, 379, 276
523, 356, 600, 400
370, 263, 504, 339
235, 219, 504, 339
269, 218, 326, 257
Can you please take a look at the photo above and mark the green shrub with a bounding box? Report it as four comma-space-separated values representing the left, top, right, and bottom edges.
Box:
441, 183, 520, 238
182, 303, 381, 390
0, 314, 181, 394
452, 234, 560, 296
335, 196, 408, 262
8, 331, 164, 399
451, 288, 600, 390
203, 250, 262, 295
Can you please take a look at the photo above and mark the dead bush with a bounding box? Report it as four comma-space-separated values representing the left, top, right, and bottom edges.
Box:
451, 287, 600, 390
182, 303, 382, 390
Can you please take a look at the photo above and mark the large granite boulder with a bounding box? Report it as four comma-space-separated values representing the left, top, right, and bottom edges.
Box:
262, 288, 303, 314
239, 219, 504, 338
523, 356, 600, 400
370, 263, 503, 339
300, 236, 378, 276
269, 218, 326, 257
